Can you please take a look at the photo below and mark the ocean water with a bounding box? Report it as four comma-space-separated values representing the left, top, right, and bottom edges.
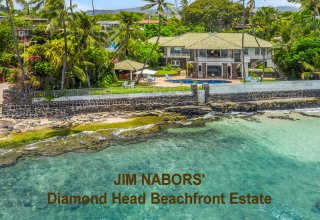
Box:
0, 112, 319, 220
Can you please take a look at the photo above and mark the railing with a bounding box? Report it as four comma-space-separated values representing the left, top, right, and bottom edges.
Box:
195, 57, 234, 62
169, 53, 190, 57
209, 80, 320, 94
33, 86, 192, 100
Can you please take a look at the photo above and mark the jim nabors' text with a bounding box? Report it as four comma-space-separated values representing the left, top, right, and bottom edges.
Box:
114, 173, 205, 186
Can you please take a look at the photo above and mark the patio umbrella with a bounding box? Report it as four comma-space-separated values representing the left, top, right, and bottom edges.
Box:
133, 69, 157, 75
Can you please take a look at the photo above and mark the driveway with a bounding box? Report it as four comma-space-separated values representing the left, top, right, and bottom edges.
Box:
0, 83, 9, 105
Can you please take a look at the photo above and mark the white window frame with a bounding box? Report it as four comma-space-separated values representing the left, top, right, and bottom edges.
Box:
171, 60, 180, 66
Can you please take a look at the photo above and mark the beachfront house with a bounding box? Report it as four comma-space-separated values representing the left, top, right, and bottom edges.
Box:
149, 33, 274, 79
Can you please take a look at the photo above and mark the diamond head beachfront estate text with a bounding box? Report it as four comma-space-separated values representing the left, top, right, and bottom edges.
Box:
47, 173, 272, 206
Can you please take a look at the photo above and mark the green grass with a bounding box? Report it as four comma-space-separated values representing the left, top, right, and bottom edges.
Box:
89, 86, 191, 95
156, 70, 179, 76
249, 68, 274, 73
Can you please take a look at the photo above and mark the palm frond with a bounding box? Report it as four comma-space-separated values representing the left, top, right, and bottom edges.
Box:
72, 65, 87, 83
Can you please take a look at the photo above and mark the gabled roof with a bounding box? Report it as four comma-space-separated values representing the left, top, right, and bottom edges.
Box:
114, 59, 149, 71
148, 33, 273, 49
148, 36, 176, 45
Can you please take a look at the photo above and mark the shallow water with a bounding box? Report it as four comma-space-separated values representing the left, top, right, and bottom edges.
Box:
0, 112, 319, 219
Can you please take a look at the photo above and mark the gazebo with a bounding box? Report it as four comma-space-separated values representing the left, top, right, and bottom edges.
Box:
113, 59, 149, 81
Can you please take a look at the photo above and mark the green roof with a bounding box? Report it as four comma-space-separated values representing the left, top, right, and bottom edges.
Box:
148, 33, 273, 49
114, 59, 149, 71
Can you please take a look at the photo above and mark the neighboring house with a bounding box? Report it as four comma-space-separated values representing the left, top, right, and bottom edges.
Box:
97, 21, 120, 31
13, 18, 48, 43
149, 33, 274, 79
0, 16, 6, 21
14, 27, 30, 42
136, 19, 160, 25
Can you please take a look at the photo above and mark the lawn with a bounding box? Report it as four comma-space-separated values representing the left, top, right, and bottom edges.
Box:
249, 68, 274, 73
88, 86, 191, 95
156, 70, 179, 76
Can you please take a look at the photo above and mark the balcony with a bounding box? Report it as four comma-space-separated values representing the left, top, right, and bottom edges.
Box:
195, 57, 235, 62
168, 53, 191, 57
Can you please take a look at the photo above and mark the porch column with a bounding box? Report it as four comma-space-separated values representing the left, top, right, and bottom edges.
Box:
130, 70, 133, 81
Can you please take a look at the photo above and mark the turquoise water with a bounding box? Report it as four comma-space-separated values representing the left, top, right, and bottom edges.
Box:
0, 113, 319, 219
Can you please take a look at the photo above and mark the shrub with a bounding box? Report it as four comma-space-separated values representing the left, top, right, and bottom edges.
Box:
98, 73, 118, 87
163, 64, 174, 71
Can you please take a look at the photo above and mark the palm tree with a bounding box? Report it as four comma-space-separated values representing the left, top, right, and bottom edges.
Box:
29, 0, 44, 12
4, 0, 28, 93
91, 0, 95, 17
241, 0, 246, 80
73, 12, 109, 86
247, 0, 265, 77
111, 11, 144, 56
69, 0, 91, 88
289, 0, 320, 40
41, 0, 68, 89
136, 0, 174, 84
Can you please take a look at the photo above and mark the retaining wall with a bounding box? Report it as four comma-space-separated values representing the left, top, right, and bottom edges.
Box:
207, 89, 320, 102
2, 85, 198, 119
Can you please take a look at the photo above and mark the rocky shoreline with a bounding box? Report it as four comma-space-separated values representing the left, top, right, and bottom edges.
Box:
0, 107, 216, 168
1, 103, 320, 168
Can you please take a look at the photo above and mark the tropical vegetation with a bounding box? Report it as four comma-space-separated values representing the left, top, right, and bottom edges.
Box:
0, 0, 320, 94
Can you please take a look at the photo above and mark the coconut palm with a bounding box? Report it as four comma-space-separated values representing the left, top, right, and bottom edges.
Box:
4, 0, 28, 92
289, 0, 320, 40
247, 0, 265, 77
41, 0, 68, 89
69, 0, 91, 88
111, 11, 144, 56
29, 0, 44, 12
91, 0, 95, 17
136, 0, 175, 83
241, 0, 246, 80
73, 12, 109, 86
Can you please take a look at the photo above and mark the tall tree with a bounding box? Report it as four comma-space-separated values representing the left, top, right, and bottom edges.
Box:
29, 0, 44, 12
42, 0, 68, 89
241, 0, 246, 80
136, 0, 174, 83
4, 0, 28, 92
247, 0, 265, 77
69, 0, 91, 88
111, 11, 144, 56
91, 0, 95, 17
73, 12, 109, 86
289, 0, 320, 40
181, 0, 243, 31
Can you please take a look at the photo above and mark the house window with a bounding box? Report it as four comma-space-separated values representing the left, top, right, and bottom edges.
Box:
199, 50, 206, 57
221, 50, 228, 58
170, 47, 181, 56
255, 48, 260, 55
182, 48, 190, 56
171, 60, 180, 66
261, 48, 266, 55
244, 49, 249, 55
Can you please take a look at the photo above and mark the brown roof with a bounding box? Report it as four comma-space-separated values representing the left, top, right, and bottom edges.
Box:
137, 20, 160, 24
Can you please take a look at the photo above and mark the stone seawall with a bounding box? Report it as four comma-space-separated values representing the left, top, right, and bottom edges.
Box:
2, 95, 198, 119
2, 85, 199, 119
207, 90, 320, 102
